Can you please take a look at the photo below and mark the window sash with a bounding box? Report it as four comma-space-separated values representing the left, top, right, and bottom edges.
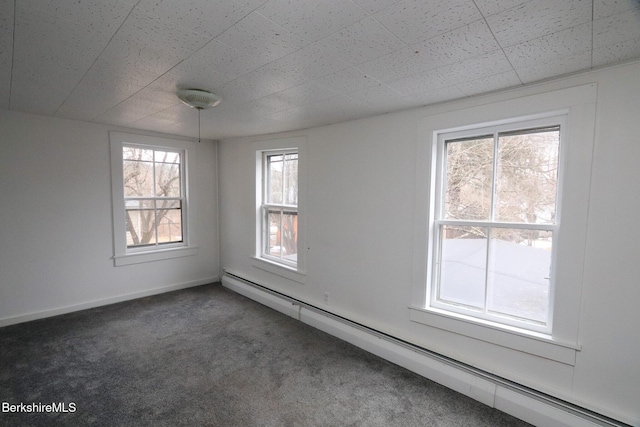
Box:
431, 220, 556, 331
261, 150, 298, 267
123, 145, 186, 251
261, 206, 298, 267
431, 122, 562, 333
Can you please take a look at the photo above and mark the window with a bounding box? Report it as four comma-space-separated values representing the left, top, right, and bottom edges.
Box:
110, 132, 197, 266
123, 146, 185, 248
261, 150, 298, 267
253, 137, 306, 282
432, 121, 561, 333
411, 84, 596, 364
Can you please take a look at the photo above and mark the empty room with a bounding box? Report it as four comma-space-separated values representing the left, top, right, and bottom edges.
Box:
1, 0, 639, 425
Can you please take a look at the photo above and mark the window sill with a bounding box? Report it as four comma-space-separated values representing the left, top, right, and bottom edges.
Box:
251, 257, 306, 284
114, 246, 198, 266
409, 306, 580, 365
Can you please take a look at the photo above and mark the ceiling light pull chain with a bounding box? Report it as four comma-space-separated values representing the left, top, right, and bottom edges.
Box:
176, 89, 222, 143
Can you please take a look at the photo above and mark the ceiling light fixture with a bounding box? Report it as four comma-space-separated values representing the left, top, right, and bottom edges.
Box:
176, 89, 222, 142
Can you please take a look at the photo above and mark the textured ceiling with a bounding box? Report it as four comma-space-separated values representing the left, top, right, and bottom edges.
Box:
1, 0, 640, 139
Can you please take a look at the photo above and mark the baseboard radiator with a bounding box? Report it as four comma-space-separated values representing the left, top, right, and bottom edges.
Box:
221, 271, 632, 427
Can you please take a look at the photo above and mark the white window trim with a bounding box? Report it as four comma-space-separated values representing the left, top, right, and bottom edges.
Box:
430, 115, 565, 335
253, 137, 307, 283
260, 149, 299, 268
411, 84, 597, 364
110, 132, 198, 266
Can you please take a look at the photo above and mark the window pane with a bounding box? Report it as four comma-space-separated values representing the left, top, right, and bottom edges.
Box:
125, 199, 154, 210
155, 163, 181, 197
154, 150, 180, 164
266, 209, 282, 257
444, 137, 494, 220
157, 208, 182, 244
495, 128, 560, 223
123, 160, 154, 197
284, 154, 298, 205
157, 199, 181, 209
125, 209, 157, 247
281, 211, 298, 263
123, 147, 153, 161
438, 225, 488, 309
487, 228, 552, 324
267, 155, 283, 204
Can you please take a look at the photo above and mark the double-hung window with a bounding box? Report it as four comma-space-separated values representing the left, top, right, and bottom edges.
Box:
253, 137, 306, 282
261, 150, 299, 267
122, 145, 185, 248
110, 132, 196, 266
431, 118, 563, 334
412, 84, 596, 363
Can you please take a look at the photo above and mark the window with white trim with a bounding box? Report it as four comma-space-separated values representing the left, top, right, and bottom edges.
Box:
431, 118, 562, 334
110, 132, 197, 266
260, 150, 299, 267
412, 85, 596, 363
122, 145, 185, 248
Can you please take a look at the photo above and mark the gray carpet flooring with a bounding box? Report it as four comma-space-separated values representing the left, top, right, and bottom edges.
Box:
0, 283, 532, 426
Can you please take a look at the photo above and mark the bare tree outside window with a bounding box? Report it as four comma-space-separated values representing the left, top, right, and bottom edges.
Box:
263, 152, 298, 265
123, 146, 183, 247
435, 126, 560, 329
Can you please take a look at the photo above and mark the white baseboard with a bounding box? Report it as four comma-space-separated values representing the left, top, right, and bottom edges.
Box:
0, 276, 219, 328
222, 273, 627, 427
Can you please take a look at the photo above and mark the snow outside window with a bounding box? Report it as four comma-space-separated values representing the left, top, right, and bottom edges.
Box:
431, 120, 562, 334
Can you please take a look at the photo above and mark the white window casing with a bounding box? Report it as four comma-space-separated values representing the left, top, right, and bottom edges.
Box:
430, 117, 564, 335
110, 132, 198, 266
411, 84, 597, 365
252, 137, 307, 284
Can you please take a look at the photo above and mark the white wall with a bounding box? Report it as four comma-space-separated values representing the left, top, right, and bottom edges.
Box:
0, 110, 220, 325
218, 61, 640, 425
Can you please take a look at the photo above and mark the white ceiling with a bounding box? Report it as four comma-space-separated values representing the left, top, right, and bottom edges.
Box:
2, 0, 640, 139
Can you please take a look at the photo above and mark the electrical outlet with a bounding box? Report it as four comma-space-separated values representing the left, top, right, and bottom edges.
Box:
324, 292, 330, 305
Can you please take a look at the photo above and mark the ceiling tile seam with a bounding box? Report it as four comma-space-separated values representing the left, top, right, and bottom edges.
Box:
97, 97, 183, 126
195, 6, 440, 97
371, 2, 506, 50
350, 0, 372, 16
592, 3, 640, 47
316, 17, 507, 87
361, 14, 410, 50
251, 9, 317, 47
452, 75, 506, 98
498, 20, 595, 79
135, 0, 253, 41
426, 68, 464, 92
471, 0, 523, 86
226, 83, 347, 119
381, 45, 515, 92
260, 93, 368, 122
590, 0, 595, 70
355, 64, 387, 83
186, 11, 324, 94
91, 36, 244, 124
367, 17, 502, 73
88, 3, 264, 124
68, 3, 251, 122
343, 65, 388, 92
51, 3, 140, 117
250, 5, 413, 65
232, 0, 265, 13
123, 97, 186, 128
202, 45, 356, 109
8, 0, 16, 109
